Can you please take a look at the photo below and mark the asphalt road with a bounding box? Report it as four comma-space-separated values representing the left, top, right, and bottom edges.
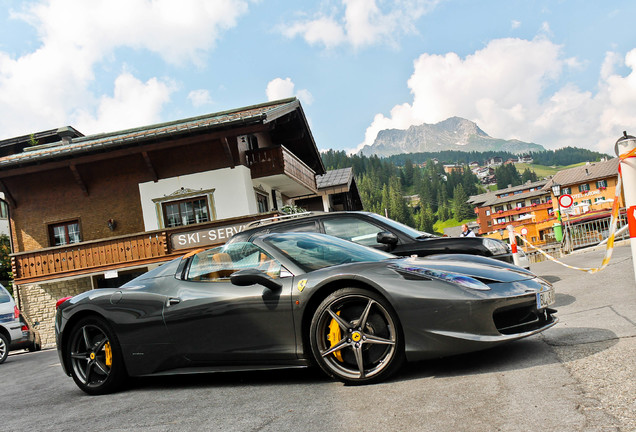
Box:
2, 243, 635, 432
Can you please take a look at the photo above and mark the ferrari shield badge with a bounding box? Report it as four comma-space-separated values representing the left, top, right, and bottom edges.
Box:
297, 279, 307, 292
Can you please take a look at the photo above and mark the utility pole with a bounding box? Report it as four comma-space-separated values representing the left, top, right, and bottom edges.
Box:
615, 132, 636, 280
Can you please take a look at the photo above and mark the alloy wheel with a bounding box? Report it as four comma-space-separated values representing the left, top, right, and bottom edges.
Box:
311, 289, 403, 384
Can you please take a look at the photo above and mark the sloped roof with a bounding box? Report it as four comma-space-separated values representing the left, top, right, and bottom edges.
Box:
0, 98, 325, 173
543, 158, 619, 190
317, 167, 353, 189
469, 179, 548, 206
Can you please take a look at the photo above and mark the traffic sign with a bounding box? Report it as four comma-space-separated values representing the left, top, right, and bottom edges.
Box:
559, 194, 574, 208
520, 227, 528, 236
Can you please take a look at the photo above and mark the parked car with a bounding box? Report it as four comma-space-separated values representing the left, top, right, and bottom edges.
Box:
229, 211, 515, 264
55, 232, 556, 394
1, 284, 39, 364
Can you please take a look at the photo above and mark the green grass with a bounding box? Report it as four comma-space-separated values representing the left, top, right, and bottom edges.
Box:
516, 162, 588, 178
433, 217, 475, 234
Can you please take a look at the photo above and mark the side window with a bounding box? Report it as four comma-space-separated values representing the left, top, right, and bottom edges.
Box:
322, 218, 384, 247
186, 242, 282, 282
269, 221, 319, 234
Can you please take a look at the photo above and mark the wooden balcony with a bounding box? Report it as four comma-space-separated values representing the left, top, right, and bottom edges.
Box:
11, 212, 281, 285
246, 145, 317, 196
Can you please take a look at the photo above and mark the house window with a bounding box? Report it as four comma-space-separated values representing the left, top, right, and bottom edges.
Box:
49, 220, 81, 246
516, 201, 524, 208
596, 180, 607, 188
578, 184, 590, 192
485, 210, 491, 216
531, 198, 541, 205
495, 206, 504, 213
562, 187, 571, 195
256, 192, 269, 213
0, 200, 7, 220
163, 197, 210, 227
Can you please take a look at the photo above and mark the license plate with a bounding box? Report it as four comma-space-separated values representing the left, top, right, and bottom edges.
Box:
536, 288, 555, 310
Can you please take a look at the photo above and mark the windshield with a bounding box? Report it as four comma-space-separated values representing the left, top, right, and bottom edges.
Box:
367, 213, 437, 239
263, 232, 395, 273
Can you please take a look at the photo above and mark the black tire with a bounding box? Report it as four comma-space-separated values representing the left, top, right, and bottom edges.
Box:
66, 317, 127, 395
0, 333, 8, 364
309, 288, 404, 385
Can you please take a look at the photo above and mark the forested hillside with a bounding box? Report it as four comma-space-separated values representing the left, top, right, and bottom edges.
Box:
321, 147, 608, 233
385, 147, 609, 167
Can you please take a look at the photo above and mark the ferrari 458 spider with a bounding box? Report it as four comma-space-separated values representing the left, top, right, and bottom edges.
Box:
55, 232, 557, 394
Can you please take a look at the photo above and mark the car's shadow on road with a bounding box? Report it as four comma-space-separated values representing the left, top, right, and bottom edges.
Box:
128, 366, 330, 392
124, 326, 618, 392
396, 327, 618, 383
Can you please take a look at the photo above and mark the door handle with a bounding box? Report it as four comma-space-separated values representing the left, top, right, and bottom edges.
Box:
167, 297, 181, 306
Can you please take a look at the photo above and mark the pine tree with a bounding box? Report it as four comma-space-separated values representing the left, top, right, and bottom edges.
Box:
452, 184, 474, 221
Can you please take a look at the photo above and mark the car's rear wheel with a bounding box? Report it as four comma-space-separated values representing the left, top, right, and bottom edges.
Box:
310, 288, 404, 385
0, 333, 8, 364
66, 317, 126, 395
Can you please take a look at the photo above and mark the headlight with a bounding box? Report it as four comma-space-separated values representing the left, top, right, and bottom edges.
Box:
483, 238, 508, 255
393, 265, 491, 291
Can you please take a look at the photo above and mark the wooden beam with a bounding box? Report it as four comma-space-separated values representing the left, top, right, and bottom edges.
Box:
0, 179, 16, 208
69, 164, 89, 196
223, 137, 235, 168
142, 151, 159, 182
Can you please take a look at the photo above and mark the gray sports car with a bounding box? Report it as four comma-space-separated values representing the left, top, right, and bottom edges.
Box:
55, 232, 557, 395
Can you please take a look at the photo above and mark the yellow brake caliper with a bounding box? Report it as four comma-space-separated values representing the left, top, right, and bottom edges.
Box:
104, 342, 112, 367
327, 311, 343, 362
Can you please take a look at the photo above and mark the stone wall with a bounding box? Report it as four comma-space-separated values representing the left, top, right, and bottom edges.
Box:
17, 277, 93, 348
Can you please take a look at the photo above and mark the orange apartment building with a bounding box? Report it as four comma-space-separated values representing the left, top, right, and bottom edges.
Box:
470, 158, 622, 245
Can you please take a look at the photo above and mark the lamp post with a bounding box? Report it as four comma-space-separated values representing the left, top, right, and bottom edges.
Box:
551, 182, 564, 242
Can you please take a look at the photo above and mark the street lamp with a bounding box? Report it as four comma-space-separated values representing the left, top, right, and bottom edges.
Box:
551, 182, 564, 242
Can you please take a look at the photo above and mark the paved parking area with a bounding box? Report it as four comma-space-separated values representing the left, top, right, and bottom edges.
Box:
2, 244, 635, 431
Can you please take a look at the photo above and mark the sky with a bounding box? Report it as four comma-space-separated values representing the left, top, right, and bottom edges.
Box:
1, 0, 635, 156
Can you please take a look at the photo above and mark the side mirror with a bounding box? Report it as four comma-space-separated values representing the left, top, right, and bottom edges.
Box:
230, 269, 282, 292
377, 231, 398, 246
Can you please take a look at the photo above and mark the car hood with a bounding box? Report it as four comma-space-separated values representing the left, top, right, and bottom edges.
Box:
393, 256, 536, 283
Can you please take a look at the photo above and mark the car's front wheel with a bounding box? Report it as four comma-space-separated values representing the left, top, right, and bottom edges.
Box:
66, 317, 126, 395
0, 333, 8, 364
310, 288, 404, 385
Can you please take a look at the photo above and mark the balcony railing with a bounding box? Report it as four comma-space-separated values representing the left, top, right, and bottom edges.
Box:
492, 201, 552, 218
11, 212, 281, 285
246, 145, 317, 194
12, 232, 170, 285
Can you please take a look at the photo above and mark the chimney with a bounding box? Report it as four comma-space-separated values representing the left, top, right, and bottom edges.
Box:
57, 126, 75, 145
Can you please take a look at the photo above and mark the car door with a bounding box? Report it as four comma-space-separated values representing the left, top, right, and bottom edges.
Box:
162, 242, 297, 364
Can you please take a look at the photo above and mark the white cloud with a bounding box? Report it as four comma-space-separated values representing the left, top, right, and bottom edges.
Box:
511, 20, 521, 29
282, 0, 440, 49
266, 77, 314, 106
188, 89, 213, 107
0, 0, 249, 139
358, 37, 636, 155
73, 72, 175, 134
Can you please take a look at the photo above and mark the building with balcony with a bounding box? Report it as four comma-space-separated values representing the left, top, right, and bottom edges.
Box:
0, 98, 326, 346
469, 179, 553, 243
543, 158, 620, 218
470, 158, 622, 246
